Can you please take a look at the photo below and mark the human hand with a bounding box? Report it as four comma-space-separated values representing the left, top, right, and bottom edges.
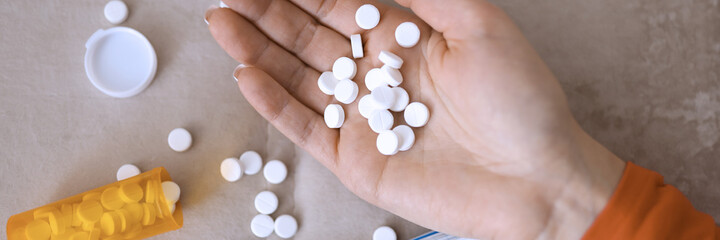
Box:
206, 0, 625, 238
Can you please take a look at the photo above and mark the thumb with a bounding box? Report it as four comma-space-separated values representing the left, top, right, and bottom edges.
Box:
394, 0, 514, 39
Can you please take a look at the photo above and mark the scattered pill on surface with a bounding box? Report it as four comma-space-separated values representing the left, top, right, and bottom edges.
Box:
371, 85, 396, 109
351, 34, 364, 58
389, 87, 410, 112
116, 164, 141, 181
334, 79, 359, 104
324, 104, 345, 128
317, 71, 340, 95
377, 130, 400, 155
381, 65, 403, 87
355, 4, 380, 30
373, 226, 397, 240
104, 0, 128, 25
404, 102, 430, 127
221, 157, 243, 182
332, 57, 357, 80
395, 22, 421, 48
263, 160, 288, 184
358, 94, 379, 119
378, 51, 403, 69
251, 214, 275, 238
393, 125, 415, 151
368, 110, 394, 133
239, 151, 263, 175
161, 181, 180, 204
254, 191, 279, 215
365, 68, 388, 91
167, 128, 192, 152
274, 214, 298, 239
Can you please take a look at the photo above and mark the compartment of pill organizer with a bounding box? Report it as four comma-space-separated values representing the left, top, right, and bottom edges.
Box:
7, 167, 183, 240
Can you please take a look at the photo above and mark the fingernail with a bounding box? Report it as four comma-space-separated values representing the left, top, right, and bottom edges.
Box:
205, 5, 219, 25
233, 64, 247, 82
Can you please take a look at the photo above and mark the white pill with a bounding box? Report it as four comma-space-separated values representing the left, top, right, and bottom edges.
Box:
404, 102, 430, 127
161, 181, 181, 203
263, 160, 287, 184
221, 157, 243, 182
219, 1, 229, 8
104, 0, 128, 25
251, 214, 275, 238
324, 104, 345, 128
368, 110, 394, 133
395, 22, 421, 48
358, 94, 380, 119
365, 68, 388, 91
381, 65, 403, 87
376, 130, 400, 155
239, 151, 263, 175
355, 4, 380, 30
334, 79, 359, 104
373, 226, 397, 240
378, 51, 403, 69
317, 71, 340, 95
351, 34, 364, 59
274, 215, 298, 239
168, 202, 176, 214
332, 57, 357, 80
371, 85, 396, 109
254, 191, 279, 215
389, 87, 409, 112
168, 128, 192, 152
393, 125, 415, 151
116, 164, 140, 181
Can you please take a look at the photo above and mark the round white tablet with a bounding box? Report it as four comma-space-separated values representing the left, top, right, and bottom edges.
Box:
393, 125, 415, 151
274, 215, 298, 239
221, 157, 243, 182
381, 65, 403, 87
368, 110, 394, 133
358, 94, 380, 119
251, 214, 275, 238
389, 87, 409, 112
168, 128, 192, 152
318, 71, 339, 95
371, 85, 396, 109
324, 104, 345, 128
404, 102, 430, 127
161, 181, 180, 203
334, 79, 359, 104
254, 191, 279, 215
376, 130, 400, 155
263, 160, 288, 184
332, 57, 357, 80
378, 51, 403, 69
351, 34, 364, 59
355, 4, 380, 30
104, 0, 128, 25
395, 22, 421, 48
239, 151, 263, 175
373, 226, 397, 240
116, 164, 140, 181
365, 68, 388, 91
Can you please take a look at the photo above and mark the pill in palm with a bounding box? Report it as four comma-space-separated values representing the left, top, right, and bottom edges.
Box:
104, 0, 128, 25
351, 34, 364, 58
358, 94, 379, 119
334, 79, 359, 104
381, 65, 403, 87
389, 87, 410, 112
395, 22, 421, 48
355, 4, 380, 30
167, 128, 192, 152
376, 130, 400, 155
365, 68, 388, 91
317, 71, 340, 95
161, 181, 180, 203
263, 160, 287, 184
324, 104, 345, 128
254, 191, 279, 215
378, 51, 403, 69
332, 57, 357, 80
116, 164, 141, 181
373, 226, 397, 240
393, 125, 415, 151
274, 214, 298, 239
220, 157, 243, 182
368, 110, 394, 133
371, 85, 396, 109
239, 151, 263, 175
251, 214, 274, 238
404, 102, 430, 127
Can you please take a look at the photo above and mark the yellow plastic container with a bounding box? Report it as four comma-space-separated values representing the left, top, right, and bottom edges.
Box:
7, 167, 183, 240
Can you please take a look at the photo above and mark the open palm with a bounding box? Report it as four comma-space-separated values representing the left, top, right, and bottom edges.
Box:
207, 0, 623, 239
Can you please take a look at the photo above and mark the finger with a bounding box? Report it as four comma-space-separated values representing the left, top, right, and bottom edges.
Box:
207, 8, 331, 113
223, 0, 350, 71
394, 0, 514, 39
235, 66, 339, 170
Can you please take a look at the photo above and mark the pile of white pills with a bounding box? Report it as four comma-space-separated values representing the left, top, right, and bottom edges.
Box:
114, 164, 180, 213
320, 4, 429, 155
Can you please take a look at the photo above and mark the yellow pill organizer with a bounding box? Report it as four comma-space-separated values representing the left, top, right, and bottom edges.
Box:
7, 167, 183, 240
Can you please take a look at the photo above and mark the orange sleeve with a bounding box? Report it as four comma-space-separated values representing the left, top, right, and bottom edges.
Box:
583, 162, 719, 239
